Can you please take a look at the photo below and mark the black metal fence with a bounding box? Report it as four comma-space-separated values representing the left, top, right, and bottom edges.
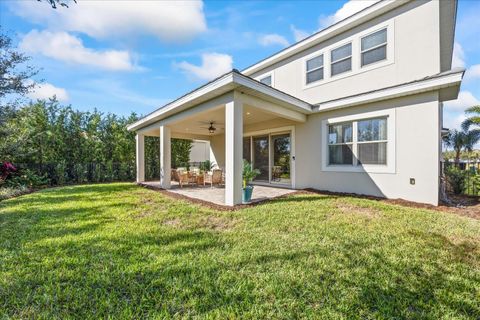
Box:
443, 161, 480, 196
13, 160, 214, 187
16, 162, 142, 186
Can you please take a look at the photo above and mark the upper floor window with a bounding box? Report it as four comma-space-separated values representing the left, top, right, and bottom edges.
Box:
306, 55, 324, 84
331, 43, 352, 76
361, 28, 387, 67
259, 75, 272, 86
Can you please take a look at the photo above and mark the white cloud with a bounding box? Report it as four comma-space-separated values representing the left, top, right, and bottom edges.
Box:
28, 82, 69, 102
290, 25, 310, 42
319, 0, 379, 29
176, 53, 233, 81
465, 64, 480, 81
444, 91, 480, 112
452, 42, 466, 69
20, 30, 137, 71
443, 111, 466, 131
258, 34, 289, 47
443, 91, 480, 130
13, 0, 207, 42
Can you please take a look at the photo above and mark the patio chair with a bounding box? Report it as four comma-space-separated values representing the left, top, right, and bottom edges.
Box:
171, 169, 179, 182
204, 169, 223, 188
187, 171, 198, 185
272, 166, 282, 182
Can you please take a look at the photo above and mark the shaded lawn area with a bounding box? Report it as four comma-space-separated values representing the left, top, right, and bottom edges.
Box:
0, 183, 479, 319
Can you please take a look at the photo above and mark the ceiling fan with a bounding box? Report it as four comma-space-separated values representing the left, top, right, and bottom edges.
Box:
199, 121, 224, 134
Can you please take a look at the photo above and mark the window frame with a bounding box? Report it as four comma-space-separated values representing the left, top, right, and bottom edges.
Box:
360, 28, 388, 67
330, 42, 353, 77
356, 117, 388, 165
327, 121, 354, 166
321, 109, 396, 173
257, 71, 274, 87
305, 54, 324, 85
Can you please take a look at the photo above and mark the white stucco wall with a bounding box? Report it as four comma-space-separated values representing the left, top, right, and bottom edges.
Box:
294, 91, 441, 205
249, 0, 441, 104
209, 134, 225, 170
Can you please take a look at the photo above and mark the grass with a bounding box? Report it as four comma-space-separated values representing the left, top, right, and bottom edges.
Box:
0, 183, 479, 319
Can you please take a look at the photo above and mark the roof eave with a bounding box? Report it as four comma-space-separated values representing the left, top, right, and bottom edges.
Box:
315, 69, 464, 112
242, 0, 409, 76
127, 71, 313, 132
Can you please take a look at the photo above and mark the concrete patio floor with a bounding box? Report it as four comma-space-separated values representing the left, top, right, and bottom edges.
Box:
141, 181, 295, 206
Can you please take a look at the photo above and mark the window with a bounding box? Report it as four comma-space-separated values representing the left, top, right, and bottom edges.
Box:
357, 118, 387, 165
259, 75, 272, 86
331, 43, 352, 76
328, 117, 388, 166
328, 122, 353, 165
361, 28, 387, 67
306, 55, 324, 84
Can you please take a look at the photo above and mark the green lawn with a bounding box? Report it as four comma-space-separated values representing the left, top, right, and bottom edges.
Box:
0, 183, 479, 319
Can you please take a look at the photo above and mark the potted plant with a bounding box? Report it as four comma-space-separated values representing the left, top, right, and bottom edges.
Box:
242, 160, 260, 203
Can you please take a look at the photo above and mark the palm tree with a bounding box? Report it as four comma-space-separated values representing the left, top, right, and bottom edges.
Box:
462, 105, 480, 131
443, 129, 480, 166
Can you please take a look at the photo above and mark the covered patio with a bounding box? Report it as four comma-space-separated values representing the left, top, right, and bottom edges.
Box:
128, 70, 312, 206
141, 181, 295, 206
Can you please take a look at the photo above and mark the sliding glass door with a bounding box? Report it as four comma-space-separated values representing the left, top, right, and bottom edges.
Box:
253, 136, 269, 182
243, 132, 292, 186
271, 134, 291, 185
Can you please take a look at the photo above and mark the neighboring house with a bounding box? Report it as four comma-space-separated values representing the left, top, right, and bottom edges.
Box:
128, 0, 462, 206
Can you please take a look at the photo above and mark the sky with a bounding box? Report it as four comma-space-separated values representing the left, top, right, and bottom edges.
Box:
1, 0, 479, 130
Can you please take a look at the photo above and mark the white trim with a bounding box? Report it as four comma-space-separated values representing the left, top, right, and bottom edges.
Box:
243, 0, 406, 76
317, 70, 463, 112
302, 20, 394, 90
321, 109, 396, 173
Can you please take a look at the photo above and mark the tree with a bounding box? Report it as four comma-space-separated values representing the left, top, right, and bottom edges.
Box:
171, 139, 193, 168
462, 105, 480, 131
38, 0, 76, 9
0, 30, 40, 145
443, 129, 480, 166
0, 32, 39, 99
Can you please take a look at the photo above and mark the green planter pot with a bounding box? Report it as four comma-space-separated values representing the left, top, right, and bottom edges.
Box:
242, 185, 254, 203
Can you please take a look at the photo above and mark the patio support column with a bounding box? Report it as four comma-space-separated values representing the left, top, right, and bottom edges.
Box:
160, 125, 171, 189
225, 93, 243, 206
136, 133, 145, 183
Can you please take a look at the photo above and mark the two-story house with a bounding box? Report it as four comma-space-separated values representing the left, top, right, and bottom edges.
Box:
128, 0, 463, 206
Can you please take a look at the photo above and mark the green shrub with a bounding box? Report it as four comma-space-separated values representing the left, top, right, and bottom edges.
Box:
74, 163, 87, 183
105, 161, 114, 182
0, 185, 29, 201
4, 169, 48, 189
199, 160, 215, 172
55, 161, 67, 185
445, 166, 466, 194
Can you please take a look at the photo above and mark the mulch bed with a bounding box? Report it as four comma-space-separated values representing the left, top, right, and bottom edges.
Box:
141, 183, 480, 219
